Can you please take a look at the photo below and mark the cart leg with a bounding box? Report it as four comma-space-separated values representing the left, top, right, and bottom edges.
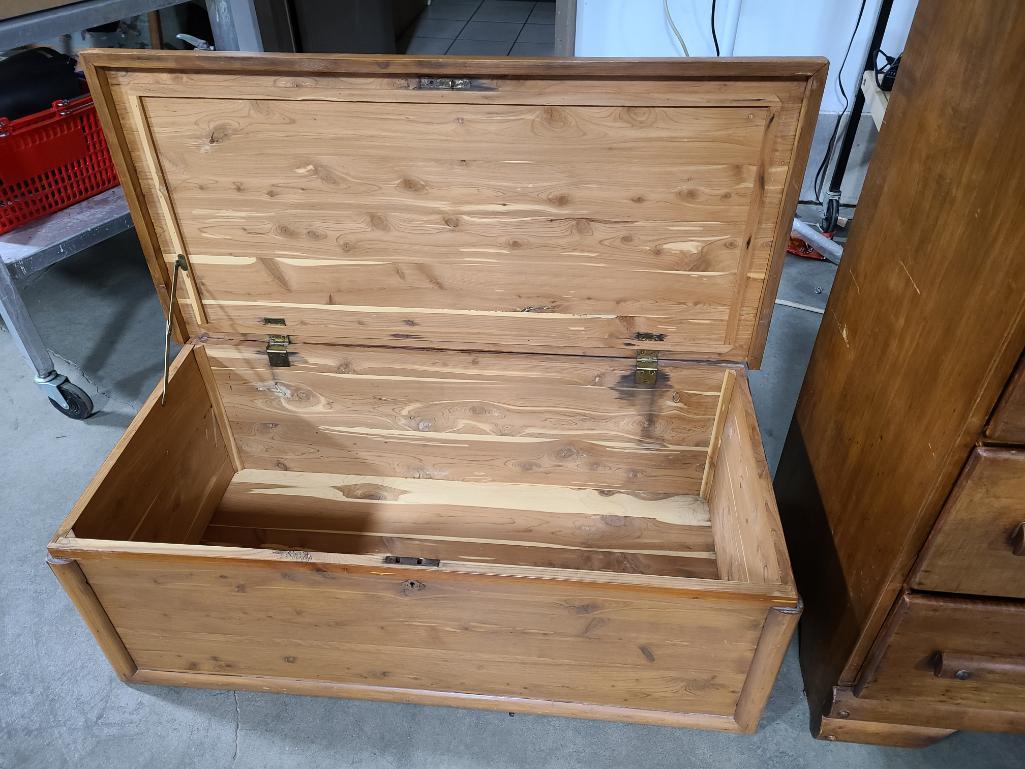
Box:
0, 264, 93, 418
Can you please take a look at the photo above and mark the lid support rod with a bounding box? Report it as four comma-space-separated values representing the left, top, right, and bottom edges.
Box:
161, 254, 188, 406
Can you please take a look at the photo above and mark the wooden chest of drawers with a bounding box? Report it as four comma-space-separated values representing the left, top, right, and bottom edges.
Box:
48, 50, 825, 732
775, 0, 1025, 748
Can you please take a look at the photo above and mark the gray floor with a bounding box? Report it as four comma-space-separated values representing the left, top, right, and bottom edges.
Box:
406, 0, 555, 56
2, 227, 1024, 768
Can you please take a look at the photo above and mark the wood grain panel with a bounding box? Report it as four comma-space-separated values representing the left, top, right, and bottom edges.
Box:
150, 99, 766, 216
170, 253, 739, 318
169, 215, 749, 271
143, 96, 761, 354
59, 346, 234, 544
195, 300, 736, 355
81, 552, 768, 716
911, 448, 1025, 599
207, 342, 725, 494
709, 376, 788, 585
82, 53, 825, 364
857, 592, 1025, 714
203, 525, 719, 579
986, 355, 1025, 443
201, 469, 718, 579
214, 363, 717, 448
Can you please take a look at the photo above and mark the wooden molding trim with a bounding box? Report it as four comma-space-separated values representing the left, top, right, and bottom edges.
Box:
78, 49, 829, 80
817, 714, 954, 748
130, 668, 745, 731
733, 602, 801, 731
50, 535, 799, 605
46, 554, 138, 681
747, 64, 826, 367
820, 685, 1025, 735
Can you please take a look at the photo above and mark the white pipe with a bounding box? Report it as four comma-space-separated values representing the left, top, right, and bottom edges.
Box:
720, 0, 743, 55
792, 218, 844, 262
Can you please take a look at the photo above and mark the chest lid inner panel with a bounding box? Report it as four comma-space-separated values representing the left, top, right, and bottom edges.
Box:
85, 52, 825, 365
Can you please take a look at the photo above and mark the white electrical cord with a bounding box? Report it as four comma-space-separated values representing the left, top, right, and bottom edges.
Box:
663, 0, 690, 56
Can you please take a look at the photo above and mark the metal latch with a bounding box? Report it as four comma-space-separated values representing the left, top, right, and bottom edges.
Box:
417, 76, 473, 90
384, 555, 441, 567
266, 335, 291, 367
415, 76, 492, 91
635, 350, 659, 386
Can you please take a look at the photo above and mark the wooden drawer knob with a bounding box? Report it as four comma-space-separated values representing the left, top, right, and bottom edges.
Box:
934, 651, 1025, 682
1011, 522, 1025, 556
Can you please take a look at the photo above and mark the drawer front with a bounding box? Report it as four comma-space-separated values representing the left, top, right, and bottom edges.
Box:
987, 357, 1025, 444
857, 593, 1025, 713
911, 447, 1025, 599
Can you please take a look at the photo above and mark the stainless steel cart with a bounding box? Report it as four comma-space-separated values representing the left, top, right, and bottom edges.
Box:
0, 188, 132, 418
0, 0, 261, 418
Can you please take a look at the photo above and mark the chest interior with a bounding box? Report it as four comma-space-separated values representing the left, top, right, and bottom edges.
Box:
71, 341, 777, 584
60, 53, 816, 588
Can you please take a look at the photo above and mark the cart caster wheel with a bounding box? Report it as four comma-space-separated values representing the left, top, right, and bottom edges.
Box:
49, 382, 94, 420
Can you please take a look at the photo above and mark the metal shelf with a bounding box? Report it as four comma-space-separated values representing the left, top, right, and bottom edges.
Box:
1, 187, 131, 279
0, 0, 257, 417
0, 0, 183, 50
0, 188, 132, 418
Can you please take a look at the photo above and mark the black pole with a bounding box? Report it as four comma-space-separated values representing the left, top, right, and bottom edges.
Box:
821, 0, 896, 232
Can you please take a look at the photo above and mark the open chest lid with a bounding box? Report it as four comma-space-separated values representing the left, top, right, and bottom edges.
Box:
83, 51, 825, 367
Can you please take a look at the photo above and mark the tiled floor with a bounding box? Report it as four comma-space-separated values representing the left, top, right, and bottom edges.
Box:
406, 0, 555, 56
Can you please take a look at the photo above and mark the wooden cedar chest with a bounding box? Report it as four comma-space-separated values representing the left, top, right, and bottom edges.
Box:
48, 51, 824, 732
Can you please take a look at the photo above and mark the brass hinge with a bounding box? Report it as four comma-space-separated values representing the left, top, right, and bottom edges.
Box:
266, 334, 291, 367
635, 350, 659, 385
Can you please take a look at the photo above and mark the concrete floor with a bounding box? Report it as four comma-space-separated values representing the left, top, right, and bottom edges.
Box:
2, 227, 1023, 768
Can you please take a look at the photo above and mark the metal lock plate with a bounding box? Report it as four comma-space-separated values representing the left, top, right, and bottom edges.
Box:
415, 76, 493, 91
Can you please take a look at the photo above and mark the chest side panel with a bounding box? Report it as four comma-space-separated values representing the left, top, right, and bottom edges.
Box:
87, 54, 824, 364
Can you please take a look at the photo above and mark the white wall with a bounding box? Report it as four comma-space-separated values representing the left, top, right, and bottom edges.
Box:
575, 0, 919, 113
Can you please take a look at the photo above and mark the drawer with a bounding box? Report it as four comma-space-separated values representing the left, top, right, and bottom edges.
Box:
911, 447, 1025, 599
856, 592, 1025, 714
986, 356, 1025, 444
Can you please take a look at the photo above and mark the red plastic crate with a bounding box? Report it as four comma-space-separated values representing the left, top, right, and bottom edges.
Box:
0, 93, 119, 235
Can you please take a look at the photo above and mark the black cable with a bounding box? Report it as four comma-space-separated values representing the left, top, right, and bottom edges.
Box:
875, 47, 899, 88
711, 0, 720, 56
812, 0, 868, 202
